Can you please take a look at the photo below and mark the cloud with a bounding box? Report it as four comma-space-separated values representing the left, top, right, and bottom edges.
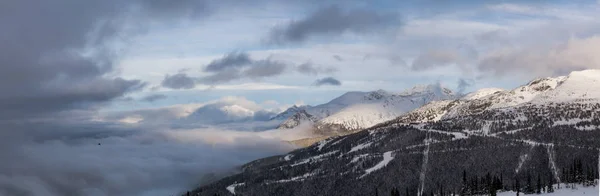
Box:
0, 121, 298, 196
198, 52, 290, 85
477, 35, 600, 77
203, 52, 253, 72
179, 96, 283, 125
269, 5, 398, 44
0, 0, 214, 120
314, 77, 342, 86
242, 60, 287, 78
101, 96, 286, 128
296, 62, 337, 75
411, 49, 463, 71
161, 73, 196, 89
333, 55, 344, 61
456, 78, 473, 94
141, 94, 168, 102
198, 52, 340, 85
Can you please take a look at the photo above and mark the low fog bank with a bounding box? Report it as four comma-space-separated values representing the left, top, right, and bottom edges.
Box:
0, 121, 314, 196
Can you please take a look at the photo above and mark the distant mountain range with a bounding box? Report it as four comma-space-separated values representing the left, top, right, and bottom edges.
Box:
189, 69, 600, 196
277, 84, 458, 137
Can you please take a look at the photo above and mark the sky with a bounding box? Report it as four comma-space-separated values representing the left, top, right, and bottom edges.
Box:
102, 0, 600, 112
1, 0, 600, 195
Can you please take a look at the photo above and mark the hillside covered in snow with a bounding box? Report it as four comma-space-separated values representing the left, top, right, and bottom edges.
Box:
276, 84, 458, 136
189, 69, 600, 196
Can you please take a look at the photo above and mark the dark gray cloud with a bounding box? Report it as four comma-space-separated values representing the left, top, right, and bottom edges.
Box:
0, 0, 213, 120
296, 62, 338, 75
333, 55, 344, 61
198, 52, 291, 85
314, 77, 342, 86
204, 52, 253, 72
243, 60, 287, 78
269, 5, 398, 44
141, 94, 168, 102
162, 73, 196, 89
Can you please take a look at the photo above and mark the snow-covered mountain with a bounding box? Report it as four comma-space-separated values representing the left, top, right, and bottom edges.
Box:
387, 70, 600, 125
183, 101, 277, 125
277, 84, 457, 135
192, 70, 600, 196
460, 88, 505, 100
269, 105, 310, 121
277, 110, 319, 129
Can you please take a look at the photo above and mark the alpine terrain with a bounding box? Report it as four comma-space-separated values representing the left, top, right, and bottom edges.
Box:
278, 84, 458, 137
189, 70, 600, 196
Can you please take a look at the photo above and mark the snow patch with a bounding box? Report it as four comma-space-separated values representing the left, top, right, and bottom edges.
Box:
349, 142, 373, 153
350, 154, 369, 163
316, 139, 331, 151
226, 183, 245, 195
498, 184, 598, 196
462, 88, 505, 100
274, 172, 317, 183
360, 151, 394, 178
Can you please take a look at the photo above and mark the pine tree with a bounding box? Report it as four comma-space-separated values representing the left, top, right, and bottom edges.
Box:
390, 187, 400, 196
516, 177, 521, 196
461, 170, 469, 196
526, 173, 533, 193
536, 174, 542, 194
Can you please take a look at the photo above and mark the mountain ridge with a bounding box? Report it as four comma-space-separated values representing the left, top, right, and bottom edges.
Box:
277, 84, 458, 136
189, 69, 600, 196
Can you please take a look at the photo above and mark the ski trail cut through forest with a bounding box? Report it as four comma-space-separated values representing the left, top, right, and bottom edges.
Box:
516, 146, 533, 174
418, 132, 431, 196
546, 145, 561, 184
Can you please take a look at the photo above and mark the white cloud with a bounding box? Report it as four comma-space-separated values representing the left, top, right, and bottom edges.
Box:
208, 83, 302, 90
0, 124, 301, 196
402, 19, 508, 38
487, 3, 598, 21
478, 35, 600, 77
99, 96, 292, 128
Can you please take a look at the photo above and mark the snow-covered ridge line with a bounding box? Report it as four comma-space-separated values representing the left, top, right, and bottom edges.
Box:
276, 84, 458, 135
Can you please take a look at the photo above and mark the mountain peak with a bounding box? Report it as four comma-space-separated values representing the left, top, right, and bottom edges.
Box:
461, 88, 505, 100
399, 84, 454, 97
277, 109, 318, 129
364, 89, 390, 100
270, 105, 310, 120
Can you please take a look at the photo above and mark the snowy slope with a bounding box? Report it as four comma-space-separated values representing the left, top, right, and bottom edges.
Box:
277, 85, 457, 134
269, 105, 310, 120
533, 69, 600, 104
277, 110, 319, 129
316, 87, 454, 131
384, 69, 600, 124
498, 185, 598, 196
193, 70, 600, 196
461, 88, 505, 100
306, 91, 374, 119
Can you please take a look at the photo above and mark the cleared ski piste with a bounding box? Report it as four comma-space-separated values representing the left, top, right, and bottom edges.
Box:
498, 185, 598, 196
